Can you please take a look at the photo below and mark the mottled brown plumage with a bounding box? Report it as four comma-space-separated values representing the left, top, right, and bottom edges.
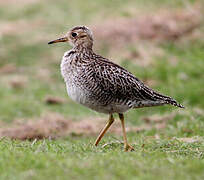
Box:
48, 26, 184, 151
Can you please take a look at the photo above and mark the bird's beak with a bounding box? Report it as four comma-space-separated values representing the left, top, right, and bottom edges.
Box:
48, 36, 68, 44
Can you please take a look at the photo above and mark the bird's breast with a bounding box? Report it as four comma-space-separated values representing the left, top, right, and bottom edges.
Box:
60, 53, 88, 105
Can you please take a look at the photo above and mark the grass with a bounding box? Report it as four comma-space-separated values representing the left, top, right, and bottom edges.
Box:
0, 0, 204, 179
0, 138, 204, 180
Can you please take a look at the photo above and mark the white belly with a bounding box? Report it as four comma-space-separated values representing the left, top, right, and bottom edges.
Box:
66, 83, 87, 105
66, 83, 130, 114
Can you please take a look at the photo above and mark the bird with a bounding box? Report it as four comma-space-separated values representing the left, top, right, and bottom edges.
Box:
48, 26, 184, 151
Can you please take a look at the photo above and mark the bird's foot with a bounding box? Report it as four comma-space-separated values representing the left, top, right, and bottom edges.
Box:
124, 144, 135, 152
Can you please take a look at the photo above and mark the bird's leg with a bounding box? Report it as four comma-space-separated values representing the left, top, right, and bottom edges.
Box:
118, 113, 134, 152
94, 114, 114, 146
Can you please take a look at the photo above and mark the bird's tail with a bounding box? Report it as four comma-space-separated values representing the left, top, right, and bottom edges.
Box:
165, 98, 184, 108
153, 91, 184, 108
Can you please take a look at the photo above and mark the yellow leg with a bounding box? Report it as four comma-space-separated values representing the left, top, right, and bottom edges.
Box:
94, 114, 114, 146
119, 113, 134, 152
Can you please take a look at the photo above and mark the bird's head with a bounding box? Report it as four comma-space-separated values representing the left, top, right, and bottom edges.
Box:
48, 26, 93, 49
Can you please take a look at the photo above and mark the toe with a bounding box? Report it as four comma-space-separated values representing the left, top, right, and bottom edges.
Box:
124, 144, 135, 152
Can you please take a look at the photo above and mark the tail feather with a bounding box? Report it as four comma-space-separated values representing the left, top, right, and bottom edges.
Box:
165, 98, 184, 108
153, 91, 184, 108
138, 85, 184, 108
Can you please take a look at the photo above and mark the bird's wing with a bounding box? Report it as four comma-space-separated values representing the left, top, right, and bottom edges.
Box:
88, 54, 183, 108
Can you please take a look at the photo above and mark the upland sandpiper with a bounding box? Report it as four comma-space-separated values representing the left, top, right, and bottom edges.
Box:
48, 26, 184, 151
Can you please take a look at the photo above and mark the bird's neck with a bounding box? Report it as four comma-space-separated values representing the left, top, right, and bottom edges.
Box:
73, 44, 93, 54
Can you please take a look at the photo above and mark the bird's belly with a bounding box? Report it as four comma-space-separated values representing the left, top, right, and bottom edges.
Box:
66, 84, 97, 110
66, 84, 87, 105
88, 104, 130, 114
66, 84, 129, 114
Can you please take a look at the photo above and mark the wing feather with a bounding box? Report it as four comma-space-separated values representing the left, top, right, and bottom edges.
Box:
89, 54, 184, 108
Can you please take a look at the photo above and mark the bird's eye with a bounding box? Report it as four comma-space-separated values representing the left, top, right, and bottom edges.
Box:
72, 32, 77, 37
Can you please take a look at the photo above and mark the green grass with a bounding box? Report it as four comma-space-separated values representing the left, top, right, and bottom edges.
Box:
0, 138, 204, 180
0, 0, 204, 179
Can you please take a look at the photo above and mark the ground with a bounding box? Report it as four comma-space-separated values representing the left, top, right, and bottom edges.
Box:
0, 0, 204, 179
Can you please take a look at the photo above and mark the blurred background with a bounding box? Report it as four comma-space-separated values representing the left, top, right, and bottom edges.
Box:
0, 0, 204, 140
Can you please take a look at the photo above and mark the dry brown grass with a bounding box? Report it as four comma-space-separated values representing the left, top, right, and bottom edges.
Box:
0, 112, 177, 140
174, 137, 201, 143
44, 96, 66, 105
92, 7, 202, 67
0, 20, 45, 36
0, 73, 28, 89
142, 112, 176, 123
0, 64, 17, 74
0, 0, 39, 5
93, 8, 201, 47
0, 113, 69, 140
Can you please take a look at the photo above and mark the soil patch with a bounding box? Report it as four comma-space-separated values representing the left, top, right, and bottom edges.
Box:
0, 112, 177, 140
92, 8, 201, 47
